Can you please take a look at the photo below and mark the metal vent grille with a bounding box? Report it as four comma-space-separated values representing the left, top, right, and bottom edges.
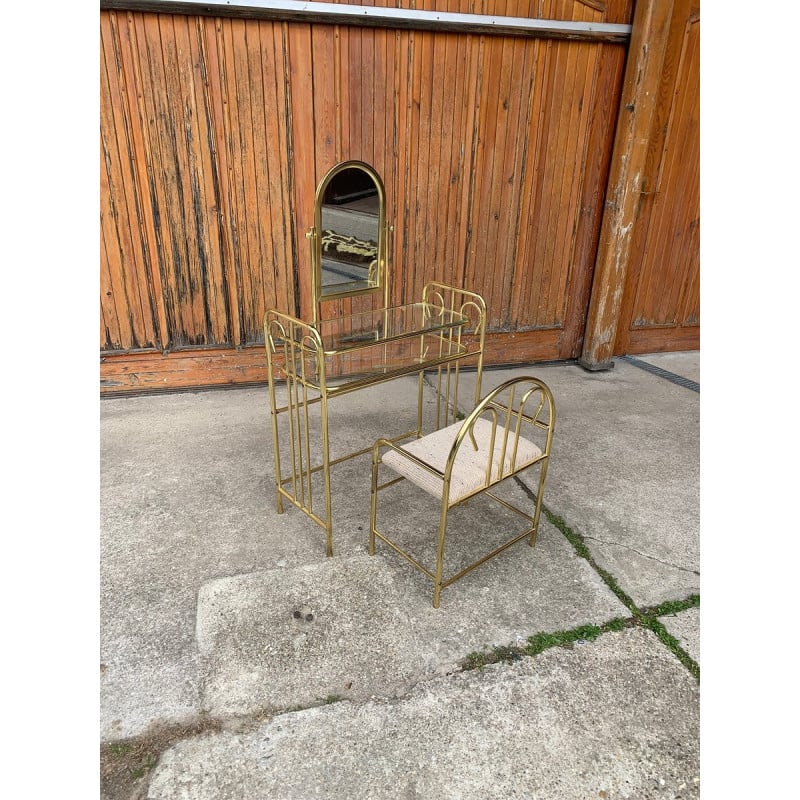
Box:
618, 355, 699, 393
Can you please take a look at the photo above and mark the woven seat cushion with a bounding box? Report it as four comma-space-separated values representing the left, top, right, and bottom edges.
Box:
381, 417, 542, 505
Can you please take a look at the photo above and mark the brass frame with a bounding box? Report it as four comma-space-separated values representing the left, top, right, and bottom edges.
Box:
309, 160, 389, 322
421, 282, 486, 430
369, 376, 556, 608
264, 283, 487, 557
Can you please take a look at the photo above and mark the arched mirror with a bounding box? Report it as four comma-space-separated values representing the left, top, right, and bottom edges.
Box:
309, 161, 388, 319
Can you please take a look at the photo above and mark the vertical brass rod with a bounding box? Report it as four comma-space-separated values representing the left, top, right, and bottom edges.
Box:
417, 370, 425, 436
286, 371, 299, 502
444, 366, 452, 425
435, 324, 446, 429
309, 228, 319, 324
293, 361, 306, 509
432, 488, 451, 609
483, 407, 498, 487
435, 364, 443, 429
450, 324, 460, 424
318, 351, 334, 557
369, 445, 379, 555
303, 379, 313, 513
530, 458, 550, 547
265, 323, 285, 514
499, 385, 515, 476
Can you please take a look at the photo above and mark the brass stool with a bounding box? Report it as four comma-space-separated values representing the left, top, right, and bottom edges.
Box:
370, 376, 555, 607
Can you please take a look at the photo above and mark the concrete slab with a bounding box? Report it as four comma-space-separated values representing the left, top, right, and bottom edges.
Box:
101, 379, 425, 739
197, 512, 627, 717
456, 362, 699, 608
660, 607, 700, 664
106, 376, 578, 738
101, 356, 700, 769
101, 387, 282, 739
147, 627, 700, 800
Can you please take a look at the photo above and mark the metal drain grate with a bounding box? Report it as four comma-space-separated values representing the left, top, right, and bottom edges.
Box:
617, 355, 699, 393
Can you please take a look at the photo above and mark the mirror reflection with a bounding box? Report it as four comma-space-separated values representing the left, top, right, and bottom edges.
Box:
320, 168, 379, 292
317, 165, 382, 297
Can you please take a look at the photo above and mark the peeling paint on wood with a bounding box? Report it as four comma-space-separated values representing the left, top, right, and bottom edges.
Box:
101, 1, 645, 393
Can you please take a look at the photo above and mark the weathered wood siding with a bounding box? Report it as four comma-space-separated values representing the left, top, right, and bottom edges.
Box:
100, 0, 635, 392
100, 10, 296, 356
615, 0, 700, 354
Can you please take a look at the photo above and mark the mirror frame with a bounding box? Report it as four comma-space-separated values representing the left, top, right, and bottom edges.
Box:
309, 160, 389, 320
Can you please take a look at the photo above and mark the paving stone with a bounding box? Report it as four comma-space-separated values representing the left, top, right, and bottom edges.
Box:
660, 607, 700, 664
149, 627, 700, 800
197, 514, 627, 717
459, 363, 699, 608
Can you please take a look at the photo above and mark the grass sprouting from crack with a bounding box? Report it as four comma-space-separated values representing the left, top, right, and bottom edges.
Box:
107, 742, 135, 758
463, 617, 634, 671
642, 595, 700, 617
644, 615, 699, 680
469, 481, 701, 682
129, 754, 158, 780
541, 502, 699, 681
101, 717, 227, 799
526, 618, 630, 656
540, 506, 639, 614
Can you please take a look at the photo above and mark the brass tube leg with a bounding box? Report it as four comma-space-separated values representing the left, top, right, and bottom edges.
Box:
432, 489, 451, 608
266, 362, 284, 514
529, 461, 550, 547
271, 408, 284, 514
369, 447, 379, 555
417, 370, 425, 437
321, 394, 334, 558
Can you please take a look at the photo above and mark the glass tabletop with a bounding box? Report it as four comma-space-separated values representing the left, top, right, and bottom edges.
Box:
312, 302, 468, 353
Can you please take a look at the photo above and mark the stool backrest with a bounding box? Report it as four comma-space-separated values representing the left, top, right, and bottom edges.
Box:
446, 376, 555, 489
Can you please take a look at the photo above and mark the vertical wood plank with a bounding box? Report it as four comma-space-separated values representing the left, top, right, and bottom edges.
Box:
202, 14, 243, 344
180, 14, 232, 344
101, 11, 160, 351
287, 21, 316, 320
507, 34, 544, 329
114, 10, 170, 350
264, 20, 296, 321
560, 39, 627, 357
391, 27, 411, 304
100, 205, 123, 349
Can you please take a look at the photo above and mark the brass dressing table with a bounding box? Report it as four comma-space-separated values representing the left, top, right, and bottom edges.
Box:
265, 161, 486, 556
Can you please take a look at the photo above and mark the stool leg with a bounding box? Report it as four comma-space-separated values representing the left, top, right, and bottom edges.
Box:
432, 490, 450, 608
529, 460, 550, 547
369, 448, 380, 556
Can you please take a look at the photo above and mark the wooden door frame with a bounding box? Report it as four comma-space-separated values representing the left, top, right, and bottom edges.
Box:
579, 0, 680, 370
613, 0, 700, 356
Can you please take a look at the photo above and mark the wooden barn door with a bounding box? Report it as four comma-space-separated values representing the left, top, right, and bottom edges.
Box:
100, 1, 634, 393
288, 0, 634, 365
614, 0, 700, 354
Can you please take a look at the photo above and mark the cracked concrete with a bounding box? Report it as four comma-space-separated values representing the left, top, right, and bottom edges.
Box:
101, 353, 700, 798
580, 535, 699, 576
661, 607, 700, 664
148, 628, 699, 800
195, 519, 627, 719
458, 358, 699, 607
